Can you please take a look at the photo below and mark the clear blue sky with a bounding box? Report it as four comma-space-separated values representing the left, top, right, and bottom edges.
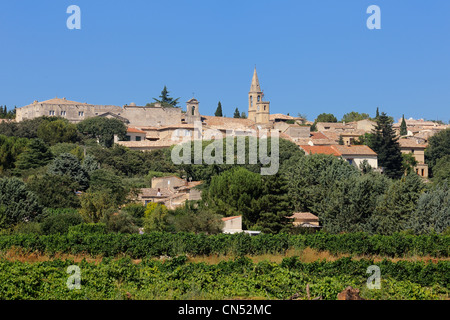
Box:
1, 0, 449, 123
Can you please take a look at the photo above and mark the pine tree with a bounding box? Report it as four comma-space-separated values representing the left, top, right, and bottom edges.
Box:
233, 108, 241, 118
369, 112, 404, 179
151, 86, 180, 107
400, 114, 407, 136
215, 102, 223, 117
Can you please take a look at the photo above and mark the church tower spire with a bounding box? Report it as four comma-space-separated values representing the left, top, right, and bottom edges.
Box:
250, 67, 261, 93
248, 67, 270, 124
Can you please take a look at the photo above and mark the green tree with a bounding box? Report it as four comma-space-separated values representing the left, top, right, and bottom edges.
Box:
284, 154, 359, 213
101, 211, 139, 234
240, 111, 247, 119
400, 114, 408, 136
150, 86, 180, 108
40, 209, 83, 235
338, 135, 344, 145
341, 111, 370, 123
143, 202, 170, 232
88, 168, 128, 205
215, 101, 223, 117
47, 153, 90, 191
315, 113, 337, 123
50, 143, 84, 161
233, 108, 241, 118
27, 174, 81, 209
408, 182, 449, 234
375, 107, 380, 119
37, 119, 78, 145
206, 167, 262, 228
0, 177, 43, 229
79, 189, 117, 223
253, 173, 293, 234
77, 117, 127, 148
369, 112, 404, 179
425, 128, 450, 175
0, 135, 29, 173
401, 153, 418, 175
171, 207, 224, 234
371, 173, 425, 235
432, 155, 450, 183
15, 138, 54, 171
353, 132, 374, 146
317, 172, 391, 234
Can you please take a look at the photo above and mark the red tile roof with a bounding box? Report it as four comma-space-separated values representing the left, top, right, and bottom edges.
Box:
299, 145, 342, 156
127, 127, 146, 134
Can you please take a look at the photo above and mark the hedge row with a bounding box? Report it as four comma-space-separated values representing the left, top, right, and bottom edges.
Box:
0, 231, 448, 258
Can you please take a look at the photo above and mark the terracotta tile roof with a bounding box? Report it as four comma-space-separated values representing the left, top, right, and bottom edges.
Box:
30, 97, 90, 105
202, 116, 255, 129
398, 138, 428, 149
311, 132, 328, 140
221, 216, 242, 222
332, 145, 377, 156
289, 212, 319, 221
270, 113, 295, 120
299, 145, 342, 156
127, 127, 146, 134
299, 144, 377, 156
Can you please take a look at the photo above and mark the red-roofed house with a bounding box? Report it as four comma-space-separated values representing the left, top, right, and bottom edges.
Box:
299, 145, 378, 169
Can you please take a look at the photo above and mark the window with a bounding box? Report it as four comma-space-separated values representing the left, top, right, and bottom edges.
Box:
250, 96, 253, 106
60, 111, 66, 116
347, 158, 353, 165
257, 95, 260, 102
49, 110, 55, 116
78, 111, 84, 117
136, 136, 142, 141
125, 135, 131, 141
192, 106, 195, 116
264, 105, 266, 111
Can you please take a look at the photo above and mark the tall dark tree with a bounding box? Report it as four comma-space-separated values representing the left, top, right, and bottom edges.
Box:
47, 153, 90, 191
150, 86, 180, 108
369, 112, 404, 179
0, 177, 43, 229
15, 138, 54, 171
215, 102, 223, 117
375, 107, 380, 119
233, 108, 241, 118
400, 114, 407, 136
254, 173, 293, 234
240, 111, 247, 119
338, 135, 344, 145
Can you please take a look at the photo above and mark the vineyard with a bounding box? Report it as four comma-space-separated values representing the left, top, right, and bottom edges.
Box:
0, 231, 449, 300
0, 256, 448, 300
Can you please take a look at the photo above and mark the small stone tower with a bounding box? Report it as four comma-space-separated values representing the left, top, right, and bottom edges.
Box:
248, 67, 270, 124
185, 98, 201, 124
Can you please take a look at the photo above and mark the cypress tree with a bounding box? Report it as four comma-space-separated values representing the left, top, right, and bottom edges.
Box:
376, 107, 380, 119
215, 102, 223, 117
338, 135, 344, 145
400, 114, 407, 136
233, 108, 241, 118
369, 112, 404, 179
